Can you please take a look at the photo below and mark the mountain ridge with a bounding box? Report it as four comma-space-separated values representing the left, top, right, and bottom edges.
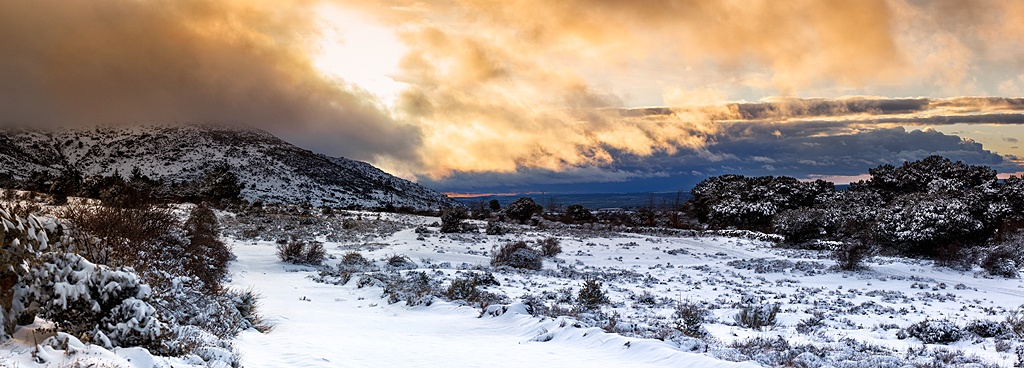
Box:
0, 125, 457, 210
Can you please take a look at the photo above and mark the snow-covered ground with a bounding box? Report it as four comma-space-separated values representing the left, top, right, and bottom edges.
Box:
228, 214, 1024, 367
4, 212, 1023, 367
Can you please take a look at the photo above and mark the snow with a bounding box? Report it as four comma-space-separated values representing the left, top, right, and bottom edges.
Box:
230, 239, 750, 367
3, 211, 1023, 367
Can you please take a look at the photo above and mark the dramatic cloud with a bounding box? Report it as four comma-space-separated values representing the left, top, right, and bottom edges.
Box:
3, 0, 1024, 191
0, 0, 421, 163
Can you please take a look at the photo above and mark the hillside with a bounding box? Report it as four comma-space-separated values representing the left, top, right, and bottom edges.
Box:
0, 125, 456, 209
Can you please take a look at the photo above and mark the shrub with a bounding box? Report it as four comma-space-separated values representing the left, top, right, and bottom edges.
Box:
276, 240, 306, 263
538, 237, 562, 257
18, 253, 168, 351
276, 240, 325, 265
359, 271, 439, 306
506, 197, 541, 224
674, 300, 709, 338
795, 312, 826, 334
444, 272, 501, 306
184, 205, 231, 291
341, 251, 371, 267
965, 319, 1010, 338
735, 303, 779, 330
58, 203, 178, 270
1007, 305, 1024, 337
565, 204, 594, 223
834, 241, 874, 270
440, 207, 470, 233
577, 277, 607, 311
899, 319, 964, 344
490, 241, 542, 270
386, 254, 417, 269
981, 245, 1021, 278
485, 221, 506, 235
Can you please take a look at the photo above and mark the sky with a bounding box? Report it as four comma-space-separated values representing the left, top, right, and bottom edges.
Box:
2, 0, 1024, 194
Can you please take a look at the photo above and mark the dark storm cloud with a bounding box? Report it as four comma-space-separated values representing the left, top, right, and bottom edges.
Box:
0, 0, 421, 164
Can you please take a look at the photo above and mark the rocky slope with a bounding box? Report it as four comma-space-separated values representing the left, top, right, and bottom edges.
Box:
0, 125, 456, 209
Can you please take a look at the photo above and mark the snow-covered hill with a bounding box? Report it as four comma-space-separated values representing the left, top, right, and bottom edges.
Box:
0, 125, 457, 209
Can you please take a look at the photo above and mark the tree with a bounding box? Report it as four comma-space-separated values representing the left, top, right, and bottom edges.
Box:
440, 207, 470, 233
565, 204, 594, 223
184, 205, 230, 291
488, 199, 501, 212
506, 197, 541, 224
199, 166, 242, 202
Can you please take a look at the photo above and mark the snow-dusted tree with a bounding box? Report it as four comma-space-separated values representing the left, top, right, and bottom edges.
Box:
440, 207, 470, 233
506, 197, 542, 224
691, 175, 833, 230
874, 192, 989, 258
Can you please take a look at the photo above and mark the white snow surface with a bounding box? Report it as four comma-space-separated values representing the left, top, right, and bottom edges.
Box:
3, 212, 1024, 367
230, 239, 750, 367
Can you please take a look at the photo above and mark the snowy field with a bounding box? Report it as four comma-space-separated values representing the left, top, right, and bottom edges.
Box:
228, 213, 1024, 367
3, 211, 1023, 367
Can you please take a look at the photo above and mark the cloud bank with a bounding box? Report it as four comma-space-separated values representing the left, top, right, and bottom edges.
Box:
2, 0, 1024, 192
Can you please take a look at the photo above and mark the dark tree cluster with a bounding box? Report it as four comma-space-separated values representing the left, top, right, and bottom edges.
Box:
690, 156, 1024, 272
6, 165, 243, 207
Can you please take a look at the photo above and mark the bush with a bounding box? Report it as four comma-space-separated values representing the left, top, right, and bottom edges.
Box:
440, 207, 471, 233
1007, 305, 1024, 337
834, 241, 874, 270
506, 197, 541, 224
674, 300, 709, 337
341, 251, 371, 267
490, 241, 542, 270
577, 277, 607, 311
981, 245, 1021, 278
899, 319, 964, 344
58, 203, 179, 270
538, 237, 562, 257
965, 319, 1010, 338
276, 240, 325, 265
565, 204, 594, 223
184, 205, 231, 291
357, 271, 439, 306
485, 221, 506, 235
444, 272, 501, 306
735, 303, 779, 330
18, 253, 168, 351
386, 254, 417, 269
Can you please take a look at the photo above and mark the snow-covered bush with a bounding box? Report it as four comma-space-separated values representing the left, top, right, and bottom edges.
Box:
18, 252, 169, 350
1007, 306, 1024, 337
485, 221, 506, 235
443, 272, 502, 307
834, 241, 875, 270
576, 277, 607, 311
981, 244, 1021, 278
965, 319, 1010, 338
673, 300, 709, 338
276, 240, 324, 265
899, 319, 964, 344
358, 271, 439, 306
386, 254, 417, 269
505, 197, 541, 224
734, 303, 779, 330
491, 241, 542, 270
538, 237, 562, 257
772, 207, 824, 245
440, 207, 473, 233
0, 208, 58, 337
